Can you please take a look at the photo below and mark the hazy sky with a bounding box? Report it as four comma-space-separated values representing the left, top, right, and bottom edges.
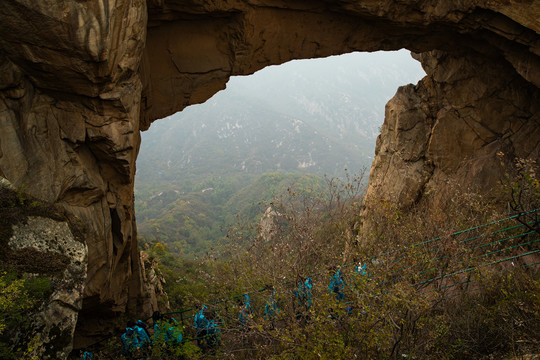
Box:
225, 49, 425, 97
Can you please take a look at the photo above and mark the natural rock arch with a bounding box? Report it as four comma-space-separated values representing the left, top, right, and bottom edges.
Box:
0, 0, 539, 356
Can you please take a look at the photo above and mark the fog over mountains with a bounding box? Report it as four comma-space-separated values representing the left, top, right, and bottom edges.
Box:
136, 50, 425, 185
135, 50, 426, 255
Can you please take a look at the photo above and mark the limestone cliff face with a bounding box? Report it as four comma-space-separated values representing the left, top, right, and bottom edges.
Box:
0, 0, 539, 356
0, 0, 149, 348
364, 49, 540, 210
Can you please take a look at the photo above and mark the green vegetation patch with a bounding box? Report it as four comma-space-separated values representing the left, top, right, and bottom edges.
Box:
143, 164, 539, 359
0, 270, 53, 359
137, 171, 327, 258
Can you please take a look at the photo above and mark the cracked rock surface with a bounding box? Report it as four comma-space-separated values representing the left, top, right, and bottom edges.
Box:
365, 50, 540, 210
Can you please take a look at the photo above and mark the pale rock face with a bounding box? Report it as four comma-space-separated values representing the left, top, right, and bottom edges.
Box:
9, 217, 87, 359
140, 250, 170, 311
0, 0, 539, 356
259, 206, 282, 243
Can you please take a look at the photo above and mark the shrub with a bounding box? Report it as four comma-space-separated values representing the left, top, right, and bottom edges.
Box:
0, 271, 43, 359
155, 169, 539, 359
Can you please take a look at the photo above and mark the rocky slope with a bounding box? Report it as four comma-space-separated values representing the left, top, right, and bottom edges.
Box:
364, 49, 540, 211
0, 0, 539, 356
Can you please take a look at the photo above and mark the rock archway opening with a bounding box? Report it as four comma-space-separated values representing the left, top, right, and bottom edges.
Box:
1, 1, 539, 357
135, 49, 426, 258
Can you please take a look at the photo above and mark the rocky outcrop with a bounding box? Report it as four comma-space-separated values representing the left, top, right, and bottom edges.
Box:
259, 206, 282, 243
140, 250, 170, 311
364, 49, 540, 210
9, 217, 87, 359
0, 179, 87, 359
0, 0, 539, 355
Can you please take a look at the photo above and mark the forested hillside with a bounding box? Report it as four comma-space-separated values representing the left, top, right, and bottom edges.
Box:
136, 172, 325, 256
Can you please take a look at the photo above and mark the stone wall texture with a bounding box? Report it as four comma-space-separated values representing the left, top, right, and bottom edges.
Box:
9, 216, 87, 359
0, 0, 539, 355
